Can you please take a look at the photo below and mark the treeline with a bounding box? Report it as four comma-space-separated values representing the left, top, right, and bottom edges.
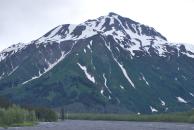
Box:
0, 96, 58, 127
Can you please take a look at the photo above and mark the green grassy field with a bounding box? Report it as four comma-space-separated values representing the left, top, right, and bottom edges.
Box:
66, 110, 194, 123
0, 122, 36, 129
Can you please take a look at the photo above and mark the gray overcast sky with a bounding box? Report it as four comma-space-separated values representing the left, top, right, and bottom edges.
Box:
0, 0, 194, 51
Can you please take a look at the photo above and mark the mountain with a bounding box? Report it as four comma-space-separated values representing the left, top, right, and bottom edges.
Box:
0, 12, 194, 114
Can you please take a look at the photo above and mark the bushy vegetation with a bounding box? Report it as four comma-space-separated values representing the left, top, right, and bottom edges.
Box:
0, 97, 58, 128
0, 105, 36, 128
0, 106, 58, 128
34, 107, 58, 122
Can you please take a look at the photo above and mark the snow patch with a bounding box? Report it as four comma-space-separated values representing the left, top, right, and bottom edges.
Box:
109, 17, 114, 25
181, 75, 187, 80
87, 44, 91, 50
0, 72, 5, 80
177, 97, 187, 103
100, 89, 104, 95
183, 43, 194, 54
87, 44, 92, 53
115, 47, 120, 52
115, 60, 135, 88
150, 106, 158, 113
190, 92, 194, 97
0, 53, 6, 62
116, 97, 121, 104
182, 52, 194, 58
90, 40, 93, 46
37, 24, 77, 43
108, 95, 111, 100
48, 25, 62, 38
22, 72, 41, 85
76, 25, 98, 40
159, 98, 166, 106
96, 16, 106, 30
77, 63, 95, 83
59, 24, 76, 41
8, 66, 19, 76
103, 73, 112, 94
141, 73, 149, 86
120, 85, 125, 90
68, 24, 77, 34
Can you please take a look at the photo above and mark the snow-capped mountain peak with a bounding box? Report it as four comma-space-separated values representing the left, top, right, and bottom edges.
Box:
34, 12, 167, 44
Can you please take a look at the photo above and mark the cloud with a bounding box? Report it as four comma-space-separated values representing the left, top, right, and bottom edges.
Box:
0, 0, 194, 51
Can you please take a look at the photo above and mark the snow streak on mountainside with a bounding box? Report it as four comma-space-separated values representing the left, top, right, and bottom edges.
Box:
77, 63, 95, 84
22, 42, 76, 85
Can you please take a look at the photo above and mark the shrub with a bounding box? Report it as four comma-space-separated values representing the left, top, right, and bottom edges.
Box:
60, 107, 65, 120
0, 105, 37, 127
35, 108, 58, 122
27, 111, 37, 122
0, 108, 5, 125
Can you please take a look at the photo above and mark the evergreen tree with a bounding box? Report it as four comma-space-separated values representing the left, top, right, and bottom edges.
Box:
61, 107, 65, 120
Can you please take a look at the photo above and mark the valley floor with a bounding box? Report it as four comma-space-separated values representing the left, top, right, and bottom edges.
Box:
1, 120, 194, 130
